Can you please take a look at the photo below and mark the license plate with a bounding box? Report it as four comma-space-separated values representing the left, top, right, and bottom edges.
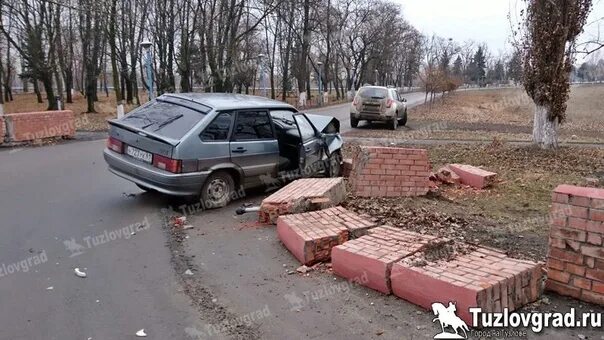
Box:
126, 146, 152, 163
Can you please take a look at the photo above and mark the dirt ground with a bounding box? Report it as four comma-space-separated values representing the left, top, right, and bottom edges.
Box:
342, 142, 604, 262
165, 194, 603, 340
344, 86, 604, 143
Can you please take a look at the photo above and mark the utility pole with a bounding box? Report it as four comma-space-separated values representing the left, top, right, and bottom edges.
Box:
317, 61, 323, 106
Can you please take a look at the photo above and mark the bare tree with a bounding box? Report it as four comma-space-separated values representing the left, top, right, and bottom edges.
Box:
518, 0, 592, 149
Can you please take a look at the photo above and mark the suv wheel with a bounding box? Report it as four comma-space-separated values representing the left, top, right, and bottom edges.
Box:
201, 171, 235, 209
389, 117, 398, 130
350, 115, 359, 128
399, 109, 408, 126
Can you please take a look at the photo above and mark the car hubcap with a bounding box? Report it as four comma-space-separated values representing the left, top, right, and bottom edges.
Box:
207, 178, 229, 203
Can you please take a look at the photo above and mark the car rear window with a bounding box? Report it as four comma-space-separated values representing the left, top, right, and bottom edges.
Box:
358, 87, 388, 99
121, 100, 207, 140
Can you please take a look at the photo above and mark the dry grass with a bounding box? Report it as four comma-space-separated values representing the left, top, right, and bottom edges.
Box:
411, 85, 604, 133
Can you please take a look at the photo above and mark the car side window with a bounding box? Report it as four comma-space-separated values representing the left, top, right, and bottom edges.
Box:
233, 111, 274, 140
294, 114, 316, 141
201, 112, 233, 141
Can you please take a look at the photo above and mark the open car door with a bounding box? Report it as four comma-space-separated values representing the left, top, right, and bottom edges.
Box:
293, 113, 323, 177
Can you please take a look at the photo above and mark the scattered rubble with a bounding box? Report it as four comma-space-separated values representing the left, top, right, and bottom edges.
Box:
184, 269, 194, 276
135, 329, 147, 337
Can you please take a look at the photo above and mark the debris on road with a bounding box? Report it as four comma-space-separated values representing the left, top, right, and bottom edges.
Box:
296, 265, 310, 274
46, 286, 53, 290
184, 269, 194, 276
135, 329, 147, 337
74, 268, 87, 278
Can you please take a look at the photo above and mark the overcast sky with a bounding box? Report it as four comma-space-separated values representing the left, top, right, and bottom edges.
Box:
396, 0, 604, 61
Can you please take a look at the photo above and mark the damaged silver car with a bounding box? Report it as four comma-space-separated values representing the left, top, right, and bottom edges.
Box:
103, 93, 343, 208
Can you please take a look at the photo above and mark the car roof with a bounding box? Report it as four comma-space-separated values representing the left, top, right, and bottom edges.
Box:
161, 93, 296, 111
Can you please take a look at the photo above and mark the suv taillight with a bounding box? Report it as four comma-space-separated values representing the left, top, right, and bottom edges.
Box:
107, 137, 123, 153
153, 154, 181, 173
386, 99, 394, 108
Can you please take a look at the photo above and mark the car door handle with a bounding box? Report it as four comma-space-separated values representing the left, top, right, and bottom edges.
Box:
232, 148, 247, 154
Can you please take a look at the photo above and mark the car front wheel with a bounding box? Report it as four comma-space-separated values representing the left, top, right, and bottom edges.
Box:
350, 115, 359, 128
201, 171, 235, 209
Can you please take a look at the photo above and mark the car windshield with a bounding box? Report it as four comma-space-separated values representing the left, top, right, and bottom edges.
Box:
358, 87, 388, 99
121, 99, 207, 140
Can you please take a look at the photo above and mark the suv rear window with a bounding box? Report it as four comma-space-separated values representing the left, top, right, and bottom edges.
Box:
122, 100, 207, 140
358, 87, 388, 99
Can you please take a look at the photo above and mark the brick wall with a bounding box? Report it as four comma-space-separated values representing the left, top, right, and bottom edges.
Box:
4, 110, 75, 142
259, 178, 346, 224
546, 184, 604, 305
349, 146, 431, 197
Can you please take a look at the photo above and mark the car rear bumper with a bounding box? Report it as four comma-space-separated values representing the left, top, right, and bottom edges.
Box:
350, 112, 394, 121
103, 148, 208, 196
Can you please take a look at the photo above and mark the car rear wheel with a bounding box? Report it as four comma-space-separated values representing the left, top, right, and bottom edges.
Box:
350, 116, 359, 128
399, 109, 408, 126
201, 171, 235, 209
389, 117, 398, 130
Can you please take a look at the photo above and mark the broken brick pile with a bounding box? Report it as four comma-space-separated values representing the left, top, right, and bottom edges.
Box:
277, 206, 377, 265
331, 226, 438, 294
349, 146, 431, 197
546, 185, 604, 305
331, 227, 543, 325
447, 164, 497, 189
259, 178, 346, 224
392, 247, 542, 324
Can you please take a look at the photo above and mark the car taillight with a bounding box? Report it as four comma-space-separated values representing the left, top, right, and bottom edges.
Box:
153, 154, 181, 173
386, 99, 394, 108
107, 137, 123, 153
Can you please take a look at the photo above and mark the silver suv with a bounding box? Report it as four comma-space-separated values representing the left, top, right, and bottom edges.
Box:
103, 93, 343, 208
350, 86, 407, 130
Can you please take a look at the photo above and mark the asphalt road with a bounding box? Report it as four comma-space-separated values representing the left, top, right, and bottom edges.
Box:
304, 91, 430, 133
0, 140, 198, 339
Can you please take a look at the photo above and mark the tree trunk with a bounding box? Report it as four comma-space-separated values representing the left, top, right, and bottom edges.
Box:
532, 104, 559, 149
33, 79, 43, 103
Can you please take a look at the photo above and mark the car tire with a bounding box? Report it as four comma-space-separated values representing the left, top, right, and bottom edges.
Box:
389, 117, 398, 130
350, 116, 359, 128
200, 171, 235, 209
136, 184, 157, 193
399, 109, 408, 126
328, 151, 342, 177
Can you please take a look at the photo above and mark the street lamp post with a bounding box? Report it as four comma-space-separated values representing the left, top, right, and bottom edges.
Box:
317, 61, 323, 106
256, 54, 265, 97
141, 39, 154, 101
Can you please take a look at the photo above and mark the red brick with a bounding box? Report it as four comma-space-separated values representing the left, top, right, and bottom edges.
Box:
581, 246, 604, 260
565, 263, 586, 276
568, 217, 587, 230
447, 164, 497, 189
5, 110, 75, 142
586, 221, 604, 233
548, 269, 571, 283
569, 206, 589, 219
587, 233, 603, 246
572, 277, 592, 290
581, 290, 604, 305
592, 199, 604, 209
570, 195, 592, 207
591, 209, 604, 222
341, 159, 353, 177
547, 258, 565, 270
546, 280, 581, 299
593, 281, 604, 294
585, 268, 604, 282
259, 178, 346, 224
550, 227, 586, 242
552, 193, 569, 204
548, 248, 584, 265
554, 185, 604, 200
